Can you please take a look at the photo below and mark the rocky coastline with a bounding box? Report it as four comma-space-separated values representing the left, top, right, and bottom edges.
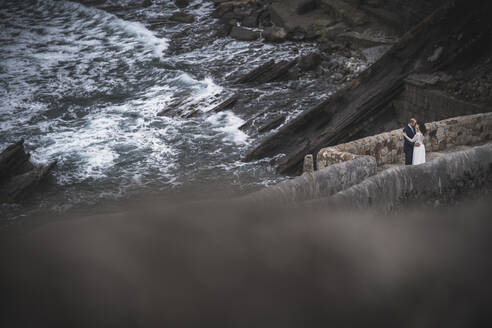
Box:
171, 0, 492, 175
2, 0, 491, 210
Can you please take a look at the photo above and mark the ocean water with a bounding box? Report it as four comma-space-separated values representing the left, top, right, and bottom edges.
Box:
0, 0, 367, 222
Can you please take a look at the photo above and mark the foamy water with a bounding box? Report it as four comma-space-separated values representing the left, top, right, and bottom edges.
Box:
0, 0, 367, 220
0, 0, 284, 219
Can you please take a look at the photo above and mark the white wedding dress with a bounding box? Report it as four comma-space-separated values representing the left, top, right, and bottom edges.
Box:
408, 132, 426, 165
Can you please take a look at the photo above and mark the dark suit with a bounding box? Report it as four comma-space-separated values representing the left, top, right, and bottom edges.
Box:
403, 124, 416, 165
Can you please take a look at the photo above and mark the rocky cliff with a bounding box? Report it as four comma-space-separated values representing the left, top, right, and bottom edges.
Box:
244, 0, 492, 174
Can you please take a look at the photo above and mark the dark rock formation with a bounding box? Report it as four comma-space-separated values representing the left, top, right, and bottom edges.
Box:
235, 59, 298, 84
258, 114, 286, 133
174, 0, 189, 8
235, 60, 275, 84
242, 15, 259, 28
170, 12, 195, 24
0, 140, 56, 203
208, 94, 240, 113
142, 0, 153, 8
296, 0, 319, 15
298, 52, 321, 71
0, 140, 33, 180
229, 26, 260, 41
245, 0, 492, 174
262, 26, 287, 42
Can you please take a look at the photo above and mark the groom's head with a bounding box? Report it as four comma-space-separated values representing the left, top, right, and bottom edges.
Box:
410, 118, 417, 126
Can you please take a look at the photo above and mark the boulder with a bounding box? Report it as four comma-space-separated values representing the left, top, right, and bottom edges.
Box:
262, 26, 287, 42
298, 52, 321, 71
170, 12, 195, 24
229, 26, 260, 41
242, 15, 259, 28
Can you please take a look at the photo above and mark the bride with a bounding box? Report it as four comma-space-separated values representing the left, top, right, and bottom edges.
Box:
404, 124, 426, 165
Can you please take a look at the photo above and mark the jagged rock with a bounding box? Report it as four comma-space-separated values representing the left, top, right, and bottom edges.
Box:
262, 26, 287, 42
258, 59, 298, 83
0, 139, 56, 203
0, 162, 56, 203
208, 94, 240, 113
229, 26, 260, 41
170, 12, 195, 24
235, 59, 298, 84
258, 115, 286, 133
183, 109, 202, 119
235, 60, 275, 84
298, 52, 321, 71
174, 0, 189, 8
157, 100, 184, 116
0, 139, 33, 180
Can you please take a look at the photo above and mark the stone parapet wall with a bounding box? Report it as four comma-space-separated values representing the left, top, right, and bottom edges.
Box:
425, 113, 492, 151
248, 156, 376, 204
317, 129, 403, 169
327, 143, 492, 210
317, 112, 492, 170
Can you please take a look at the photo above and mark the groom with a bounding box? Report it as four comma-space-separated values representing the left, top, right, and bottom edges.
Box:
403, 118, 417, 165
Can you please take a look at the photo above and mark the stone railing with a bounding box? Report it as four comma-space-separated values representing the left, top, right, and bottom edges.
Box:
316, 112, 492, 170
327, 143, 492, 210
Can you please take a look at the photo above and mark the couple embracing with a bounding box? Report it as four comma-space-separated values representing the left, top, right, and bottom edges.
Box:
403, 118, 426, 165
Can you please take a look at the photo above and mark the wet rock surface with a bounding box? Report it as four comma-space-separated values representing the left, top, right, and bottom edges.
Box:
229, 26, 260, 41
0, 140, 56, 204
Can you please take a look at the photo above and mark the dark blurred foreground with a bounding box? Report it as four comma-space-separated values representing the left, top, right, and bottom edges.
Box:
1, 195, 492, 327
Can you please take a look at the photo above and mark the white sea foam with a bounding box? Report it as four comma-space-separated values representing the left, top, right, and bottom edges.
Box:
46, 0, 169, 57
206, 111, 249, 146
